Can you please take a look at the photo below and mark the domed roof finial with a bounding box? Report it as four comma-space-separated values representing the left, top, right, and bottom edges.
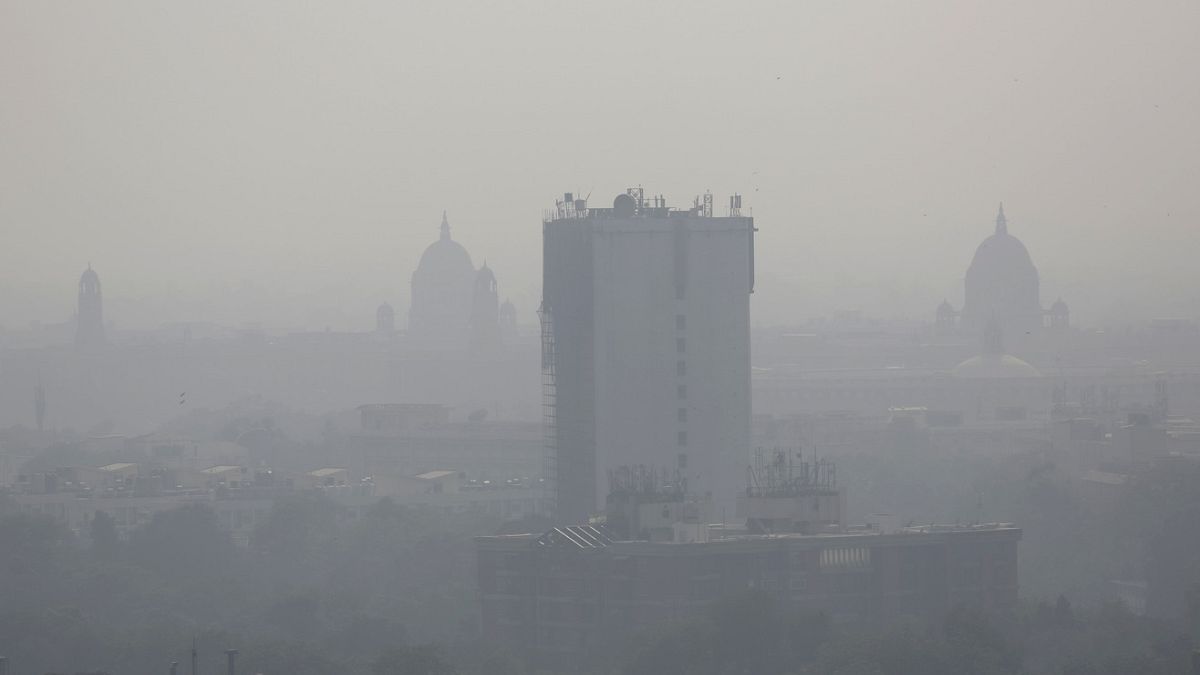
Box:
440, 211, 451, 241
995, 202, 1007, 235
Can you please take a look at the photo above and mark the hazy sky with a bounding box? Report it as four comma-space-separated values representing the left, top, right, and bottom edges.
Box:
2, 0, 1197, 332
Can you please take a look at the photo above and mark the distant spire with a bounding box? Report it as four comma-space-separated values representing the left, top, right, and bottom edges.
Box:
995, 202, 1007, 235
440, 211, 451, 240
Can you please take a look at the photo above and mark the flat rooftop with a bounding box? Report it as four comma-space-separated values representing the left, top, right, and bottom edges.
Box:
545, 188, 751, 223
478, 522, 1021, 551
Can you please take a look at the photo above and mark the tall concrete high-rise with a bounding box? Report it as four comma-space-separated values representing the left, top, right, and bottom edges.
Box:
541, 189, 755, 522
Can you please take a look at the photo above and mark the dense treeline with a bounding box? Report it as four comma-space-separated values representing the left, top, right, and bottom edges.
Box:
0, 493, 527, 675
835, 441, 1200, 608
623, 592, 1193, 675
3, 488, 1197, 675
7, 440, 1200, 673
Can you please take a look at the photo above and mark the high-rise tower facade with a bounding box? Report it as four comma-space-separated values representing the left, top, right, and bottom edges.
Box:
541, 189, 754, 522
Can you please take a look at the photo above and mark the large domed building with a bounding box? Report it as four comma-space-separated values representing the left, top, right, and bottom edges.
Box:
409, 212, 505, 348
959, 204, 1044, 335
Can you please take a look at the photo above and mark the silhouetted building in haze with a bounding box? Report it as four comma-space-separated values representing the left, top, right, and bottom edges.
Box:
470, 262, 501, 351
541, 189, 755, 521
935, 298, 958, 335
960, 204, 1044, 336
1047, 297, 1070, 330
375, 302, 395, 333
409, 212, 478, 347
75, 265, 105, 350
409, 212, 508, 349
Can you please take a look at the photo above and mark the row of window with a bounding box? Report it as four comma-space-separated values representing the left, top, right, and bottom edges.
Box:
677, 312, 687, 447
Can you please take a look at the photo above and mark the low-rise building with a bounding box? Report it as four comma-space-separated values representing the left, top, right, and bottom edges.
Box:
477, 522, 1020, 670
349, 409, 542, 481
477, 458, 1020, 669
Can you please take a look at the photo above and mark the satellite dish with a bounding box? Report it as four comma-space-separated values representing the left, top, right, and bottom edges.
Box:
613, 193, 636, 217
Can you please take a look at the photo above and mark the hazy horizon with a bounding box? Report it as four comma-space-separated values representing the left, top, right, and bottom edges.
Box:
3, 0, 1198, 333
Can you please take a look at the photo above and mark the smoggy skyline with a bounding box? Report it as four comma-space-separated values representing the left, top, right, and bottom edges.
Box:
3, 0, 1198, 332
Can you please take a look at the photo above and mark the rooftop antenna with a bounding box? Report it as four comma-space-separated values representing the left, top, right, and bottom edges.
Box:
191, 637, 197, 675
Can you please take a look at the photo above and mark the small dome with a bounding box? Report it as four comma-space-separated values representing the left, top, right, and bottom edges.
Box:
952, 353, 1041, 379
476, 262, 496, 286
1051, 297, 1069, 313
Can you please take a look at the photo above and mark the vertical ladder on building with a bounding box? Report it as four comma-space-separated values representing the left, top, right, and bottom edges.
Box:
538, 304, 557, 517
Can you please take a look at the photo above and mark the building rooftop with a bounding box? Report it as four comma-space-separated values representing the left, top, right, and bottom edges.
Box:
98, 462, 138, 472
356, 403, 449, 412
544, 188, 750, 223
200, 465, 242, 474
480, 522, 1021, 550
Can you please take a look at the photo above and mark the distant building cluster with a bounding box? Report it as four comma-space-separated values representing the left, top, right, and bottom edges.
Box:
6, 402, 548, 544
14, 187, 1200, 660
